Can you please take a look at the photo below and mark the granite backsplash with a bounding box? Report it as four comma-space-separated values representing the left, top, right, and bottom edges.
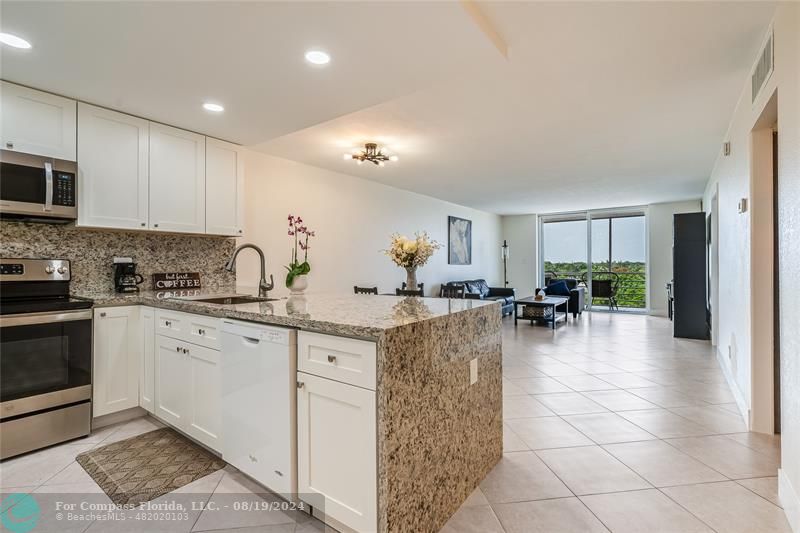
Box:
0, 221, 236, 294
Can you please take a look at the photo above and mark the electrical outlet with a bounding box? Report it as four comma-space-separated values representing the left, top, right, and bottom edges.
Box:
470, 358, 478, 385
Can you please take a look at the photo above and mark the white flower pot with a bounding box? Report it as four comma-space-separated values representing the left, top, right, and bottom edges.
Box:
289, 274, 309, 295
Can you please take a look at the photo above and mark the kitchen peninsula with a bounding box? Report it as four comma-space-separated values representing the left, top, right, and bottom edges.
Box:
84, 290, 504, 533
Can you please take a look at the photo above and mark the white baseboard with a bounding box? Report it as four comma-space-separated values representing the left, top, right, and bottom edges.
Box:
92, 406, 147, 429
780, 469, 800, 532
715, 347, 750, 428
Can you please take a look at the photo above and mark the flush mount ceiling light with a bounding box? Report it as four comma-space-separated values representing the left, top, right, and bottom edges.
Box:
0, 32, 32, 49
305, 50, 330, 65
202, 102, 224, 112
343, 143, 399, 167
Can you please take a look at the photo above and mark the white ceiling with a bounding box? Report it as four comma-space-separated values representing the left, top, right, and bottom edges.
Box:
1, 1, 776, 215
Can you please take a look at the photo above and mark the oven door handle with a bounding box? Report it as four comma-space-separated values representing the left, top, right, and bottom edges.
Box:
44, 161, 54, 212
0, 309, 92, 328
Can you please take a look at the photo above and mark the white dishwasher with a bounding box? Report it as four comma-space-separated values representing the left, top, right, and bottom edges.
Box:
221, 320, 297, 496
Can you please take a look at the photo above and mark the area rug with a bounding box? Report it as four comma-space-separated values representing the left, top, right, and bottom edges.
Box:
76, 427, 225, 506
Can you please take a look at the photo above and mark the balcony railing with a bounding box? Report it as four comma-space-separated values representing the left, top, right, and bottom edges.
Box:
544, 270, 646, 310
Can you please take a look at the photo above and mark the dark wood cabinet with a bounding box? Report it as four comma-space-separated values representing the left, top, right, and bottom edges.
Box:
673, 212, 709, 339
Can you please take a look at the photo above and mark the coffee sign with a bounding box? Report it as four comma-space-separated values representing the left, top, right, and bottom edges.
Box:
152, 272, 201, 290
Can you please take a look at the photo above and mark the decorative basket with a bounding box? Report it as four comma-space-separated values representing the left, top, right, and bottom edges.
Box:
522, 305, 553, 320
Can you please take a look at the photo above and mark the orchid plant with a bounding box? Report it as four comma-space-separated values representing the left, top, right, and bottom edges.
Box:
285, 215, 315, 288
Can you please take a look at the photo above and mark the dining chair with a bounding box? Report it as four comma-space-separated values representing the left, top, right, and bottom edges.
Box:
440, 284, 466, 298
396, 288, 423, 297
354, 286, 378, 295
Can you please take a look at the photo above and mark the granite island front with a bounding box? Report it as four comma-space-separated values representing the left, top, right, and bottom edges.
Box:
83, 290, 504, 532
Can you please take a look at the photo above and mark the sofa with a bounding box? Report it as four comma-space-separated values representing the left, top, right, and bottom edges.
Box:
537, 278, 585, 318
444, 279, 515, 316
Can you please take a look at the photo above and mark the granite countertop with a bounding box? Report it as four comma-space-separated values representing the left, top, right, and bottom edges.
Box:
76, 287, 498, 339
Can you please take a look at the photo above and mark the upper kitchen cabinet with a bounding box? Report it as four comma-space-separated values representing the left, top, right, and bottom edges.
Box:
0, 81, 77, 161
77, 103, 149, 230
206, 138, 244, 236
149, 123, 206, 233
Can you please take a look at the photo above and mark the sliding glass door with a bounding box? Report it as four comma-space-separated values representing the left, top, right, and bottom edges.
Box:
589, 214, 646, 310
540, 209, 647, 312
541, 216, 588, 286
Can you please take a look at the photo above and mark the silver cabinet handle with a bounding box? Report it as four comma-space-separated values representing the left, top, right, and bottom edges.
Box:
5, 142, 13, 149
44, 161, 53, 212
198, 328, 205, 335
297, 382, 304, 389
165, 320, 171, 327
327, 355, 337, 364
176, 346, 181, 352
99, 312, 107, 318
140, 222, 146, 227
154, 223, 159, 228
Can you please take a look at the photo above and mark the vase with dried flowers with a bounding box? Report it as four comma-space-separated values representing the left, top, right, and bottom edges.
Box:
383, 232, 441, 292
285, 215, 315, 294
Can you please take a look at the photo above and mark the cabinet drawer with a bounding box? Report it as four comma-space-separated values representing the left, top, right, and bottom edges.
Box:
297, 332, 376, 390
155, 309, 221, 350
155, 309, 186, 337
186, 313, 221, 350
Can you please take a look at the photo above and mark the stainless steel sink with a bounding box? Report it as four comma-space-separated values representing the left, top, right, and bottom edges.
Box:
172, 295, 278, 305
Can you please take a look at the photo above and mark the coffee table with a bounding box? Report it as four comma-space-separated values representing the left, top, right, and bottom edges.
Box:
513, 296, 570, 329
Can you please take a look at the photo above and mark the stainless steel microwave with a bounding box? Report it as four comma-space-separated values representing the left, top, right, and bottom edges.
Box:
0, 149, 77, 222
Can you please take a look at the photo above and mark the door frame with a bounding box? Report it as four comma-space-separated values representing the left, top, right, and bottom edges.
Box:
749, 90, 778, 434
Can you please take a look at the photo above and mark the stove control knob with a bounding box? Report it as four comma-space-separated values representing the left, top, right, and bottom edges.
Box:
57, 266, 68, 274
45, 265, 55, 274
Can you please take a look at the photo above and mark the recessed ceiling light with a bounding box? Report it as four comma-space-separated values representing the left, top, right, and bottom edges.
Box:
202, 102, 224, 112
305, 50, 330, 65
0, 32, 32, 49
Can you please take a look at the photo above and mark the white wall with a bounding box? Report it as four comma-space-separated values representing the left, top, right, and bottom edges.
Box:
238, 152, 503, 297
501, 215, 538, 298
702, 5, 799, 528
647, 200, 702, 317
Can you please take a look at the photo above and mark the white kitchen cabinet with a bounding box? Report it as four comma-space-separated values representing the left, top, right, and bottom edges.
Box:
0, 81, 77, 161
154, 335, 190, 428
297, 372, 376, 532
93, 306, 140, 417
155, 333, 221, 451
148, 123, 205, 233
139, 307, 155, 413
186, 343, 221, 450
77, 103, 150, 229
77, 103, 149, 229
298, 331, 377, 390
205, 138, 244, 237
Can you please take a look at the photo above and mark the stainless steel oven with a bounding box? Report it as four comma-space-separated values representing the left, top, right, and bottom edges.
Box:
0, 149, 77, 222
0, 259, 92, 459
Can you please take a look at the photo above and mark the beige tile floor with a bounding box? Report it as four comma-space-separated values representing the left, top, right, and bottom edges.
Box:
0, 312, 789, 532
443, 312, 790, 533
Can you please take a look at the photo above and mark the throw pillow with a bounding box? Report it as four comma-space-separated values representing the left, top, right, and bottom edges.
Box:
545, 280, 572, 297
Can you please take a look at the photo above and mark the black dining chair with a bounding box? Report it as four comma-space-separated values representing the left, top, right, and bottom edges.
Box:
354, 286, 378, 295
440, 284, 466, 298
401, 281, 424, 293
396, 288, 423, 297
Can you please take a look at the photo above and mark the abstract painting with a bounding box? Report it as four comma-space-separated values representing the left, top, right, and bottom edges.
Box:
448, 216, 472, 265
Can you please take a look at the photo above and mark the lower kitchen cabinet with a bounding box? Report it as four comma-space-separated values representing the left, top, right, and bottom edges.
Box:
186, 342, 221, 449
154, 334, 221, 451
93, 306, 141, 417
139, 307, 155, 413
297, 372, 376, 532
154, 335, 189, 428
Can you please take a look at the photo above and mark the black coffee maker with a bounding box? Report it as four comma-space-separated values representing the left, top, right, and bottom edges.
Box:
113, 257, 144, 293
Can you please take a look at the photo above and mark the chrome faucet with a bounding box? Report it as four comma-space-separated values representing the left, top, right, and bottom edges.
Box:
224, 243, 274, 297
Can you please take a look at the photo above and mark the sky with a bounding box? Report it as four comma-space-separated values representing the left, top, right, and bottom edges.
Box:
542, 216, 646, 263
